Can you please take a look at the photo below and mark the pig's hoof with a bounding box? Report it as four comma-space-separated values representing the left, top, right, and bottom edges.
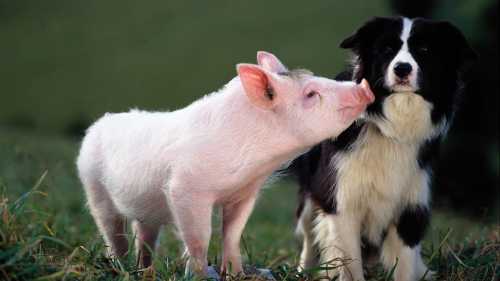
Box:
206, 266, 221, 281
241, 266, 276, 280
256, 268, 276, 280
421, 270, 436, 280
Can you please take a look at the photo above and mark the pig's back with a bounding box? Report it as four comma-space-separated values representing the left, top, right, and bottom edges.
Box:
78, 111, 176, 192
76, 88, 229, 191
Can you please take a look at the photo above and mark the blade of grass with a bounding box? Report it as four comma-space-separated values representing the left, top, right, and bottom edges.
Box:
384, 258, 398, 281
2, 238, 42, 267
420, 228, 453, 281
10, 170, 48, 214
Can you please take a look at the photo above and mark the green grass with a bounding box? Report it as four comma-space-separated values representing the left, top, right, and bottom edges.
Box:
0, 129, 498, 280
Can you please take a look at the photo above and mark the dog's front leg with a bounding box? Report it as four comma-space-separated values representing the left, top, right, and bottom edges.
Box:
317, 213, 365, 281
381, 225, 433, 281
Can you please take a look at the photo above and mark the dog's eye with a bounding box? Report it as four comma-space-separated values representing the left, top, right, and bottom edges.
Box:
384, 46, 395, 55
418, 46, 429, 53
306, 91, 318, 98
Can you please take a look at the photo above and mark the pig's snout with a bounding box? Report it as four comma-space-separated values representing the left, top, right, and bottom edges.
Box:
359, 79, 375, 104
338, 79, 375, 109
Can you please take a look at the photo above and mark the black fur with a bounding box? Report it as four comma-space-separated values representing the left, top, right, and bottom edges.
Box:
396, 205, 430, 248
407, 19, 476, 124
361, 236, 380, 261
294, 144, 322, 217
417, 138, 440, 170
292, 139, 339, 214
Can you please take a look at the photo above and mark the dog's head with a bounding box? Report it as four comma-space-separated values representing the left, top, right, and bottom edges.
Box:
340, 17, 476, 128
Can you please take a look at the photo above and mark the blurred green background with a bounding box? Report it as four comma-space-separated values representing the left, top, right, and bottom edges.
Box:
1, 0, 390, 132
0, 0, 497, 223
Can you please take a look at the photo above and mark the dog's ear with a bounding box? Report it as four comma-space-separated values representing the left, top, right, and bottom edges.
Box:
340, 17, 394, 51
437, 21, 478, 68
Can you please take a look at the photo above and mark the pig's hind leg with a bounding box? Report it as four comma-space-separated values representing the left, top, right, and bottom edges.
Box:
78, 131, 129, 259
83, 181, 129, 258
132, 220, 161, 268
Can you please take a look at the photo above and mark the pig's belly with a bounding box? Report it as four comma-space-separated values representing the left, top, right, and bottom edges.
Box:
110, 183, 171, 226
101, 151, 172, 225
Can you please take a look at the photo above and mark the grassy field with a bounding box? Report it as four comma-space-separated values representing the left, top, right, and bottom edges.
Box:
0, 128, 498, 280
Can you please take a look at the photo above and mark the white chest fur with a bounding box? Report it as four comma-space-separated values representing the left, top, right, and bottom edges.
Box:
334, 93, 438, 244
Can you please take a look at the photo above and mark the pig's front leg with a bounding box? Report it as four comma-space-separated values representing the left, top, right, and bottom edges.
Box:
168, 185, 214, 277
221, 183, 261, 275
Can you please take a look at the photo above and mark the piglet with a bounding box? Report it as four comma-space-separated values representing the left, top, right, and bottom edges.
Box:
76, 51, 374, 277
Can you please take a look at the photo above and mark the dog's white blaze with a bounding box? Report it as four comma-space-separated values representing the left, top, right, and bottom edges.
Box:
385, 17, 420, 92
400, 17, 413, 44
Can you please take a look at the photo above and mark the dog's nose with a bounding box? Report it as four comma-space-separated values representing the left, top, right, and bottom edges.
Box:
394, 62, 412, 78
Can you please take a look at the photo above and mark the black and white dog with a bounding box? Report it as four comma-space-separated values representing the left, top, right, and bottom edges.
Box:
290, 17, 476, 281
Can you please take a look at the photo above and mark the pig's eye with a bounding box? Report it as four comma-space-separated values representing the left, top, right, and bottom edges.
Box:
306, 91, 318, 98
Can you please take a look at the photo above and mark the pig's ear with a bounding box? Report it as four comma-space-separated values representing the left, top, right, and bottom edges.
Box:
257, 51, 288, 73
237, 63, 278, 110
